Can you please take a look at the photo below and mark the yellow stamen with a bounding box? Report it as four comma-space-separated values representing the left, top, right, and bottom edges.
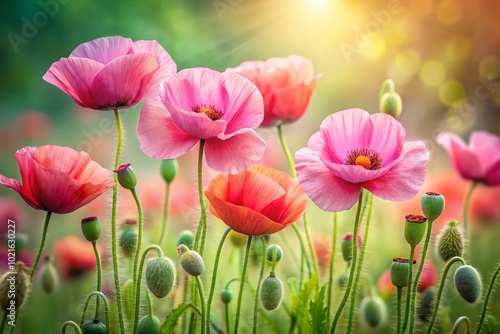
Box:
192, 104, 222, 121
355, 156, 371, 169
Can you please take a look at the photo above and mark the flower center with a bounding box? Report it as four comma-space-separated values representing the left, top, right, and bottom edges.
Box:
345, 148, 382, 170
192, 104, 223, 121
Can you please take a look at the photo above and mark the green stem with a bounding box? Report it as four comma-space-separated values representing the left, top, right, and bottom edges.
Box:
271, 242, 278, 273
112, 108, 125, 334
224, 278, 239, 334
379, 79, 395, 98
146, 291, 154, 318
292, 224, 311, 277
475, 261, 500, 334
253, 237, 267, 334
131, 187, 144, 305
158, 182, 171, 246
463, 181, 478, 254
327, 213, 338, 325
426, 256, 466, 334
401, 245, 416, 333
206, 228, 231, 333
79, 291, 110, 334
234, 236, 252, 334
330, 190, 364, 333
396, 287, 402, 334
29, 211, 52, 281
347, 193, 373, 333
451, 316, 470, 334
92, 242, 102, 318
61, 321, 83, 334
194, 140, 207, 255
133, 245, 164, 333
195, 276, 207, 334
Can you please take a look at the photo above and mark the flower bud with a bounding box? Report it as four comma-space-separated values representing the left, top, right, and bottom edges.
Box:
177, 230, 194, 249
178, 244, 205, 276
404, 214, 427, 248
379, 91, 403, 118
0, 261, 29, 310
360, 295, 387, 329
341, 233, 362, 262
41, 256, 59, 293
137, 315, 161, 334
119, 227, 137, 257
437, 220, 463, 262
260, 272, 283, 311
160, 159, 178, 184
390, 258, 415, 287
114, 163, 137, 190
146, 257, 176, 298
421, 192, 445, 222
221, 289, 232, 304
483, 315, 498, 334
337, 271, 349, 289
81, 319, 106, 334
266, 244, 283, 262
454, 265, 482, 303
229, 230, 247, 247
81, 216, 102, 242
417, 287, 436, 322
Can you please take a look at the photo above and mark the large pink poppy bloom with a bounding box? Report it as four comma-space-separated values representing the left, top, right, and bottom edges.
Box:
138, 68, 266, 174
43, 36, 176, 110
437, 131, 500, 186
295, 108, 428, 212
0, 145, 114, 214
227, 55, 321, 127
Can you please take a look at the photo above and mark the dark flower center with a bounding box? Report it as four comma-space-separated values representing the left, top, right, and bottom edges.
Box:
192, 104, 223, 121
345, 148, 382, 170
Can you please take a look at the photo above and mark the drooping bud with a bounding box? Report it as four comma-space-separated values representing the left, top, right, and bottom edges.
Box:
177, 230, 194, 249
229, 230, 247, 247
359, 295, 387, 329
114, 163, 137, 190
220, 289, 232, 304
145, 257, 176, 298
178, 244, 205, 276
137, 315, 161, 334
404, 215, 427, 248
454, 265, 482, 303
81, 216, 102, 242
390, 258, 415, 287
0, 261, 29, 310
341, 233, 362, 262
417, 287, 436, 322
437, 220, 463, 262
379, 79, 403, 119
160, 159, 178, 184
421, 192, 445, 222
41, 256, 59, 293
119, 227, 137, 257
260, 272, 283, 311
266, 244, 283, 262
81, 319, 106, 334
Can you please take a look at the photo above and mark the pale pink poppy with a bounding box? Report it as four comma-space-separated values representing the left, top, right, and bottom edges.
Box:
0, 145, 114, 214
437, 131, 500, 186
137, 68, 266, 174
43, 36, 176, 110
295, 108, 428, 212
227, 55, 321, 127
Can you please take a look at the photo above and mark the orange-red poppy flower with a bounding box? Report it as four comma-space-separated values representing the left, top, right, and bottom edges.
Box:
54, 236, 104, 279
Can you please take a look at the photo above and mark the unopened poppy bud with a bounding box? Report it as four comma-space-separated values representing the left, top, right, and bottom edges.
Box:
437, 220, 463, 262
0, 261, 29, 310
483, 315, 498, 334
146, 257, 176, 298
229, 230, 247, 247
341, 233, 362, 262
417, 287, 436, 322
81, 216, 102, 242
178, 244, 205, 276
41, 256, 59, 293
379, 91, 403, 118
421, 192, 445, 222
137, 315, 161, 334
114, 163, 137, 190
360, 295, 387, 329
260, 272, 283, 311
266, 244, 283, 262
221, 289, 232, 304
119, 227, 137, 257
177, 230, 194, 249
81, 319, 106, 334
390, 258, 415, 287
454, 265, 482, 303
338, 271, 349, 289
404, 215, 427, 247
160, 159, 178, 184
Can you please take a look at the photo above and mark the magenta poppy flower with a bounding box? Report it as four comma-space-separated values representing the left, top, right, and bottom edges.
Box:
295, 108, 428, 212
137, 68, 266, 174
437, 131, 500, 186
227, 55, 321, 127
43, 36, 176, 110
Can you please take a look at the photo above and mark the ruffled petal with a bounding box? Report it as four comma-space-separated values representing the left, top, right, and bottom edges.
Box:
69, 36, 133, 64
32, 145, 91, 178
271, 81, 318, 123
437, 132, 483, 180
0, 174, 42, 211
470, 131, 500, 175
369, 113, 406, 165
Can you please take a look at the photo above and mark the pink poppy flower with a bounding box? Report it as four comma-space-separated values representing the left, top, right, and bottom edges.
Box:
137, 68, 266, 174
43, 36, 176, 110
0, 145, 114, 214
295, 108, 428, 212
227, 55, 321, 127
437, 131, 500, 186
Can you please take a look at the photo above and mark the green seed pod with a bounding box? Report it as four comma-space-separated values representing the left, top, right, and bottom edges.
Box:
417, 287, 436, 322
390, 258, 415, 287
220, 289, 232, 304
379, 91, 403, 118
260, 272, 283, 311
81, 319, 106, 334
360, 295, 387, 329
341, 233, 362, 262
146, 257, 176, 298
483, 314, 498, 334
41, 256, 59, 293
454, 265, 482, 303
81, 216, 102, 242
123, 279, 135, 320
404, 215, 427, 247
266, 244, 283, 262
160, 159, 178, 184
137, 315, 161, 334
119, 227, 137, 257
229, 230, 247, 247
177, 230, 194, 249
114, 163, 137, 190
178, 244, 205, 276
421, 192, 445, 222
0, 261, 29, 310
437, 220, 463, 262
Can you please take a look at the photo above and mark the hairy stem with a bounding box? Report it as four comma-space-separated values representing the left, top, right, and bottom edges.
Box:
234, 236, 252, 334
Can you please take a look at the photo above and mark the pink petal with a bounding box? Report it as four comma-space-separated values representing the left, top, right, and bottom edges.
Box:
368, 113, 406, 165
470, 131, 500, 175
437, 132, 483, 180
363, 141, 428, 202
204, 130, 266, 174
484, 160, 500, 186
0, 174, 42, 211
271, 81, 318, 123
295, 147, 361, 212
70, 36, 133, 64
33, 145, 91, 178
137, 99, 199, 159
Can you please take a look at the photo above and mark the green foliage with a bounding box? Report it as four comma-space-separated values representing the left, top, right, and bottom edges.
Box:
160, 302, 200, 334
292, 272, 329, 334
308, 285, 328, 334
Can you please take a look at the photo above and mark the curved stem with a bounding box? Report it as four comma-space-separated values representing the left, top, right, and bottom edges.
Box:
130, 187, 144, 305
291, 224, 311, 277
426, 256, 466, 334
327, 212, 338, 325
253, 237, 267, 334
330, 190, 364, 333
92, 242, 102, 318
401, 245, 416, 333
195, 276, 207, 334
133, 245, 164, 333
61, 321, 83, 334
347, 193, 373, 333
79, 291, 110, 334
206, 228, 231, 333
451, 316, 470, 334
463, 181, 478, 255
158, 182, 171, 246
379, 79, 395, 98
234, 236, 252, 334
194, 140, 207, 255
475, 261, 500, 334
30, 211, 52, 281
146, 292, 153, 318
271, 242, 278, 273
396, 287, 402, 334
112, 108, 125, 334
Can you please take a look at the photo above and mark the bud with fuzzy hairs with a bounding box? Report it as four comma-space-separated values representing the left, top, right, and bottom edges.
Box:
266, 244, 283, 262
417, 287, 436, 322
454, 265, 482, 303
437, 220, 464, 262
341, 233, 362, 262
260, 272, 283, 311
0, 261, 29, 310
178, 244, 205, 276
145, 257, 176, 298
137, 315, 161, 334
41, 256, 59, 293
359, 295, 387, 329
119, 226, 137, 257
